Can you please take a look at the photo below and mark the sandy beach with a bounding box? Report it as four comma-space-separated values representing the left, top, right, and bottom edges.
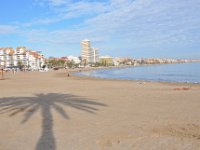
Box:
0, 70, 200, 150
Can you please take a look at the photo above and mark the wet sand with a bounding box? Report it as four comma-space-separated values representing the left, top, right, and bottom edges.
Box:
0, 70, 200, 150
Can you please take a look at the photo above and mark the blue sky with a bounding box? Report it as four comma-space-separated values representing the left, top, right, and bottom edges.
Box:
0, 0, 200, 58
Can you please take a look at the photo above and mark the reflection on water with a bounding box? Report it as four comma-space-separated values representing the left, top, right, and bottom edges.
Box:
76, 62, 200, 83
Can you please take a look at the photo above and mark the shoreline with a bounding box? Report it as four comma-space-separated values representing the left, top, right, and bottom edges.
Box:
2, 65, 200, 87
66, 64, 200, 86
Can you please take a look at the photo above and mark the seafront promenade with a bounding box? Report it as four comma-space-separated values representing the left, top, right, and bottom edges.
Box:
0, 70, 200, 150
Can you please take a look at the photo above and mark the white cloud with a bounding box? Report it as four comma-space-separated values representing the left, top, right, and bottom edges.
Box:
49, 0, 67, 6
26, 0, 107, 26
0, 25, 17, 34
83, 0, 200, 45
18, 0, 200, 50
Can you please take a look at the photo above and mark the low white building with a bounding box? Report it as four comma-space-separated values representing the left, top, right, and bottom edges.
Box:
67, 56, 81, 64
99, 55, 113, 66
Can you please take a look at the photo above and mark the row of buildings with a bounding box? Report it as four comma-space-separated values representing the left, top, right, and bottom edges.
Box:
0, 47, 45, 69
2, 40, 194, 70
80, 39, 196, 66
98, 57, 197, 66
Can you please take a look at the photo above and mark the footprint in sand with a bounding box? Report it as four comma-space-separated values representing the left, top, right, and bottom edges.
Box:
96, 133, 129, 149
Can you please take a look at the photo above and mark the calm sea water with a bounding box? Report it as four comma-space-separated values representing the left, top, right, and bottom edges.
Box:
75, 62, 200, 83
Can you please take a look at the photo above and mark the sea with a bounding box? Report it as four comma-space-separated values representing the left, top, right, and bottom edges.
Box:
75, 62, 200, 83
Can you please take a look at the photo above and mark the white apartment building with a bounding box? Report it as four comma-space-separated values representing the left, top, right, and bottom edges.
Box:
27, 51, 45, 69
0, 47, 45, 69
81, 39, 99, 64
91, 48, 99, 63
0, 48, 15, 67
14, 47, 27, 66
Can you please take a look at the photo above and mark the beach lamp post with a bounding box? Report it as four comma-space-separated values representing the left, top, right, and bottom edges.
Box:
1, 68, 3, 79
0, 65, 4, 80
0, 60, 4, 80
27, 51, 30, 70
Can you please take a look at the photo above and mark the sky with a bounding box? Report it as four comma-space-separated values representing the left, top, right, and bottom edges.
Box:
0, 0, 200, 59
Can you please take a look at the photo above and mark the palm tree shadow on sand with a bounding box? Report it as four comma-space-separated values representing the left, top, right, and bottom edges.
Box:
0, 93, 107, 150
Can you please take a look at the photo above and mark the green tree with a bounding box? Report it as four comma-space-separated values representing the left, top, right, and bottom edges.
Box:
66, 60, 75, 68
17, 61, 25, 70
82, 59, 87, 66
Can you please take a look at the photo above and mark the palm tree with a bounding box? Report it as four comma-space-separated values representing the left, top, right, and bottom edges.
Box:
0, 93, 107, 150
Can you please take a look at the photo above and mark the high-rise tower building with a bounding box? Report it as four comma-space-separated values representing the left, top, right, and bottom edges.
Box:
81, 39, 99, 64
81, 39, 91, 64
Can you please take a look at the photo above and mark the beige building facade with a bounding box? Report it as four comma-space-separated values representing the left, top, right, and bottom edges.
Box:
81, 39, 99, 64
